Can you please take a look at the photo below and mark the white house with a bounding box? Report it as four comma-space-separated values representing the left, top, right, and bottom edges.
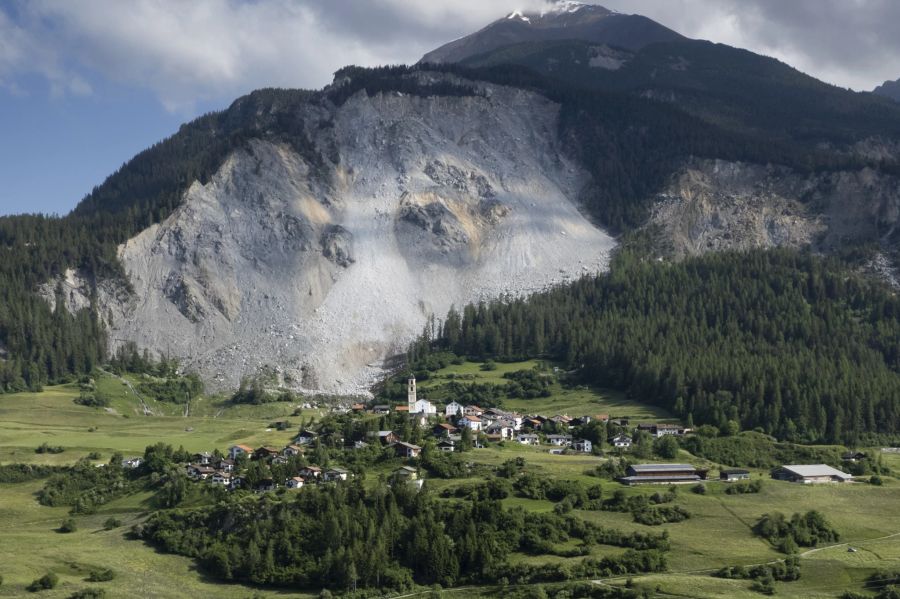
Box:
485, 423, 514, 440
517, 433, 540, 445
437, 439, 456, 452
324, 468, 349, 482
228, 444, 253, 460
611, 434, 632, 449
572, 439, 593, 453
285, 477, 305, 489
458, 415, 483, 431
464, 405, 484, 417
210, 472, 232, 485
546, 434, 572, 447
445, 401, 463, 418
121, 457, 143, 469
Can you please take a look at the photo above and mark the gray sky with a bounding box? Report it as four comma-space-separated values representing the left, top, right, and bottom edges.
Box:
2, 0, 899, 215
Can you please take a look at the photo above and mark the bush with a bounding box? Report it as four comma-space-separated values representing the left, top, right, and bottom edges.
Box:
59, 518, 78, 533
86, 452, 102, 460
103, 517, 122, 530
725, 480, 763, 495
74, 392, 110, 408
87, 568, 115, 582
691, 484, 707, 495
27, 572, 59, 592
35, 443, 64, 454
633, 505, 690, 525
68, 590, 107, 599
870, 475, 884, 486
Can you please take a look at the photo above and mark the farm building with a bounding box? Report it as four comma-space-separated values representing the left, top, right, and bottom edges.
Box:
772, 464, 853, 484
619, 464, 709, 485
720, 469, 751, 482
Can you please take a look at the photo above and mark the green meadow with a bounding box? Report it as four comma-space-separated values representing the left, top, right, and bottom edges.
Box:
0, 370, 898, 598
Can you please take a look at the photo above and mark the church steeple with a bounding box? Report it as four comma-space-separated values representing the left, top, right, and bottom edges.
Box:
407, 376, 417, 412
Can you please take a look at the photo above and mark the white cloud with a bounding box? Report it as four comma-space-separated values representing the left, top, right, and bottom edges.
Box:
1, 0, 899, 114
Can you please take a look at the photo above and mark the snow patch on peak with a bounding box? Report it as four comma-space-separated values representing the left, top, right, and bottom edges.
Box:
507, 10, 531, 23
542, 1, 589, 16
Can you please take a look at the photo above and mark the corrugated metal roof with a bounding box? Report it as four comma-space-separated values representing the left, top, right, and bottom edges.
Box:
780, 464, 852, 478
630, 463, 696, 472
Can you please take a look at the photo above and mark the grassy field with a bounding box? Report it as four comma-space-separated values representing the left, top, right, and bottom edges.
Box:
1, 371, 898, 598
417, 359, 674, 420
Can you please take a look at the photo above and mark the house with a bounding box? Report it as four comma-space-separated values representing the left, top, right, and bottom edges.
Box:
608, 418, 630, 427
619, 464, 709, 485
611, 434, 632, 449
186, 464, 215, 479
595, 414, 610, 422
392, 465, 418, 481
525, 418, 543, 431
445, 401, 463, 418
550, 415, 573, 427
211, 471, 232, 485
299, 465, 322, 480
323, 468, 349, 482
373, 404, 391, 414
285, 476, 305, 489
409, 412, 429, 428
395, 405, 410, 413
351, 402, 366, 412
572, 439, 593, 453
485, 423, 514, 440
433, 423, 458, 438
370, 430, 400, 445
464, 405, 484, 417
638, 424, 685, 438
216, 458, 235, 472
517, 433, 540, 445
392, 441, 422, 459
772, 464, 853, 484
720, 469, 751, 482
458, 415, 483, 431
192, 452, 213, 465
253, 447, 281, 461
841, 451, 867, 462
546, 434, 572, 447
293, 430, 318, 445
282, 445, 304, 457
436, 439, 456, 452
121, 457, 143, 469
228, 444, 254, 460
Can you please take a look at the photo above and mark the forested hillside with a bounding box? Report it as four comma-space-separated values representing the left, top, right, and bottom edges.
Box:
415, 249, 900, 444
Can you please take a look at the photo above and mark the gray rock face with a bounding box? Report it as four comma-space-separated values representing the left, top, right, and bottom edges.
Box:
88, 81, 616, 395
873, 78, 900, 103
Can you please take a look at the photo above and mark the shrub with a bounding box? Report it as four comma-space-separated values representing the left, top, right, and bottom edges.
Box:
74, 392, 110, 408
68, 590, 107, 599
691, 484, 707, 495
59, 518, 78, 533
870, 475, 884, 486
86, 452, 102, 460
35, 443, 65, 454
27, 572, 59, 592
103, 517, 122, 530
87, 568, 115, 582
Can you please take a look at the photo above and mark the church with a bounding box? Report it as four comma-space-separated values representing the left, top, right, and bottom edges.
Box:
407, 377, 437, 415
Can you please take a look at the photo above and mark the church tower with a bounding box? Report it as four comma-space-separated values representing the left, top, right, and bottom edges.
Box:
407, 376, 417, 412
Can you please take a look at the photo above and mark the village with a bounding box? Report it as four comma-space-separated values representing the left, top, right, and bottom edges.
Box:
125, 377, 859, 493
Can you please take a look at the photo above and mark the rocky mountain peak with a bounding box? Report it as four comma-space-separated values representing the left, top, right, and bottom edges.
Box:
873, 78, 900, 102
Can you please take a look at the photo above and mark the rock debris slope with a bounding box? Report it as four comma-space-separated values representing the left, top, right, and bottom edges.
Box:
101, 81, 615, 394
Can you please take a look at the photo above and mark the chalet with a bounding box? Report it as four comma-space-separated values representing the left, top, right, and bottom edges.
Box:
254, 478, 276, 493
394, 405, 410, 413
720, 469, 751, 482
293, 430, 318, 445
229, 475, 245, 490
323, 468, 349, 482
619, 464, 708, 485
546, 434, 572, 447
464, 405, 484, 417
437, 439, 456, 452
525, 418, 543, 431
216, 458, 236, 472
445, 401, 463, 418
121, 457, 143, 469
253, 447, 281, 461
485, 423, 514, 440
299, 465, 322, 480
370, 430, 400, 445
228, 444, 253, 460
572, 439, 593, 453
611, 434, 632, 449
517, 433, 540, 446
458, 415, 483, 431
841, 451, 867, 462
211, 472, 232, 485
392, 465, 418, 481
772, 464, 853, 484
550, 415, 573, 427
282, 445, 304, 457
285, 477, 304, 489
392, 441, 422, 459
186, 464, 215, 479
433, 423, 458, 438
192, 452, 213, 465
373, 405, 391, 414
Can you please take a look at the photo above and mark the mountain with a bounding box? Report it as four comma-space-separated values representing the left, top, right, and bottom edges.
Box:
420, 2, 683, 64
4, 6, 900, 396
874, 78, 900, 102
